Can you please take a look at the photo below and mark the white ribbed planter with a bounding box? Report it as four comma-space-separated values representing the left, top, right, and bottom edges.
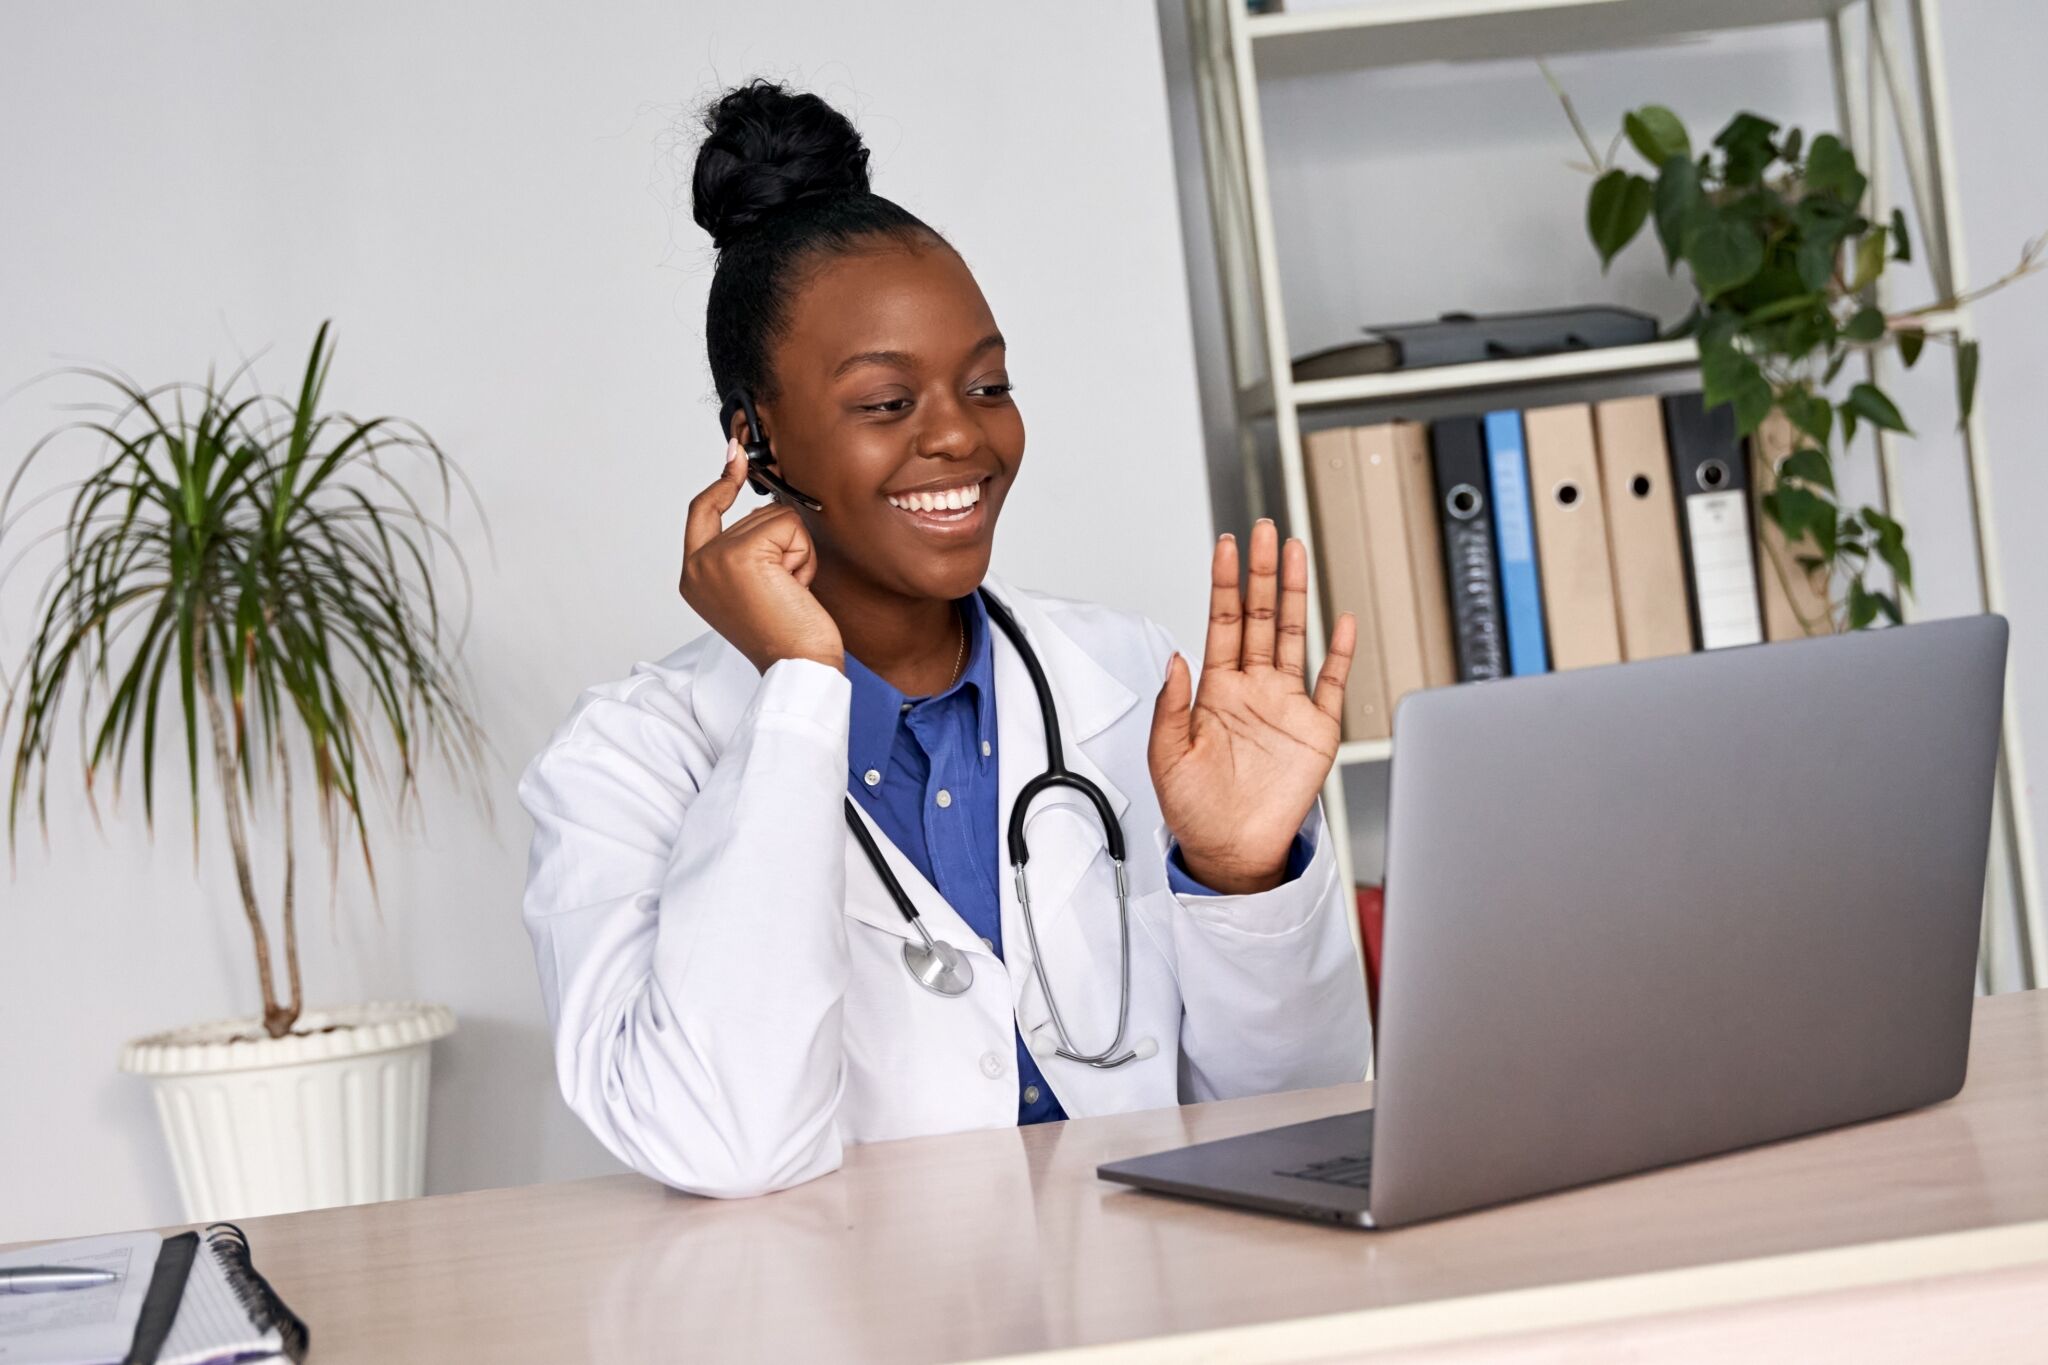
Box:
120, 1001, 455, 1222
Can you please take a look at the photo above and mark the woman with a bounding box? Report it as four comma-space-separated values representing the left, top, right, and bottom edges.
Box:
519, 79, 1369, 1199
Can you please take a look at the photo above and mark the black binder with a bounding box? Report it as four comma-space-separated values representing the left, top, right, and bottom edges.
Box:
1661, 393, 1765, 652
1427, 416, 1508, 682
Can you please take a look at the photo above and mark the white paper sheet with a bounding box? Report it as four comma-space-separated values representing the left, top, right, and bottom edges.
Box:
0, 1230, 162, 1365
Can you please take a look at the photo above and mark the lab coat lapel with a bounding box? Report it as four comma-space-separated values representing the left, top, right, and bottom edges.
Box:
983, 578, 1139, 1041
840, 796, 985, 955
686, 583, 1154, 1001
683, 630, 986, 956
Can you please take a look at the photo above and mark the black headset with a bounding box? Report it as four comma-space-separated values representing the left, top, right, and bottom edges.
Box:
717, 387, 824, 512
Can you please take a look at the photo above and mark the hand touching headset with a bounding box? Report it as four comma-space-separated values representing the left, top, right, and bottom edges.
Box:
678, 389, 840, 673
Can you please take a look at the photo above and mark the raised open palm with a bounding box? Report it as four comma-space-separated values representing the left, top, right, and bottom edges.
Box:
1148, 520, 1357, 895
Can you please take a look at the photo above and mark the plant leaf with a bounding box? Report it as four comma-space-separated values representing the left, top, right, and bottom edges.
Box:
1699, 338, 1773, 434
1863, 506, 1913, 593
1683, 218, 1765, 299
1780, 446, 1834, 491
1744, 290, 1826, 326
1589, 169, 1654, 268
1804, 133, 1867, 204
1653, 154, 1702, 269
1768, 483, 1831, 543
1851, 229, 1888, 291
1843, 305, 1886, 343
1625, 106, 1691, 166
1782, 389, 1834, 446
1958, 338, 1981, 426
1795, 235, 1838, 292
1899, 328, 1926, 368
1845, 382, 1911, 434
1890, 207, 1912, 262
1714, 112, 1781, 186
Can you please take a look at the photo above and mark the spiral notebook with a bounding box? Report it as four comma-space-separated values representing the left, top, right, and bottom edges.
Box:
0, 1223, 306, 1365
150, 1224, 307, 1365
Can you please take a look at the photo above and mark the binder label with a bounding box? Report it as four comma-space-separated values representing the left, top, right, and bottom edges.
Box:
1685, 490, 1766, 650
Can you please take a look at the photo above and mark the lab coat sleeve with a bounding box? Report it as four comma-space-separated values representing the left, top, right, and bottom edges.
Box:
518, 656, 854, 1198
1138, 621, 1373, 1102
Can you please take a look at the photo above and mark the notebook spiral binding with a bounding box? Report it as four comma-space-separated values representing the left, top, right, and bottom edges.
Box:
203, 1223, 310, 1363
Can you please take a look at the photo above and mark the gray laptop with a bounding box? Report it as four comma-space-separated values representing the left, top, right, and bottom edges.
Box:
1099, 615, 2007, 1229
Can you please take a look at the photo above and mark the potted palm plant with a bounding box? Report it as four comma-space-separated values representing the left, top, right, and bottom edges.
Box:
2, 322, 487, 1221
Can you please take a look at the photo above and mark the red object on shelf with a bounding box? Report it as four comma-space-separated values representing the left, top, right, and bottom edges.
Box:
1356, 884, 1384, 1024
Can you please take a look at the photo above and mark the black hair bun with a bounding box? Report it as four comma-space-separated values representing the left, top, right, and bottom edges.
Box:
693, 79, 872, 250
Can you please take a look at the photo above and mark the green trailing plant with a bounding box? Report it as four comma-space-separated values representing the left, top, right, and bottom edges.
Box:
1, 323, 487, 1037
1552, 80, 2045, 631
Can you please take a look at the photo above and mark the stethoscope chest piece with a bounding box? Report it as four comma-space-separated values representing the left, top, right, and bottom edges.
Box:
903, 937, 974, 997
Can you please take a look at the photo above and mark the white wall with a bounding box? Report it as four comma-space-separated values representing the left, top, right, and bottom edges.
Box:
0, 0, 1215, 1243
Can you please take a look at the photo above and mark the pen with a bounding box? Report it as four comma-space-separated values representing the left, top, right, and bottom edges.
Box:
0, 1266, 118, 1293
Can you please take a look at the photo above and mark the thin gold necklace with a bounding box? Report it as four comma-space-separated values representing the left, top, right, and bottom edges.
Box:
946, 604, 966, 688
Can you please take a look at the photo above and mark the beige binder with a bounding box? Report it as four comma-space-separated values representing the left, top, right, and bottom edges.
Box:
1524, 403, 1622, 670
1592, 396, 1694, 661
1751, 409, 1834, 640
1303, 427, 1391, 741
1354, 422, 1430, 710
1392, 421, 1457, 689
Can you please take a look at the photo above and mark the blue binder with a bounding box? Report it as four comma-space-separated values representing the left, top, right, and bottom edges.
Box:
1483, 410, 1550, 675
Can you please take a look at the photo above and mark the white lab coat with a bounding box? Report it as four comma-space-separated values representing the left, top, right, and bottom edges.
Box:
518, 574, 1371, 1198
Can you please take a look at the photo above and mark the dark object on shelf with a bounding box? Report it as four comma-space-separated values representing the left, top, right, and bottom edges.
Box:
1425, 417, 1508, 683
1291, 306, 1660, 382
1662, 392, 1765, 653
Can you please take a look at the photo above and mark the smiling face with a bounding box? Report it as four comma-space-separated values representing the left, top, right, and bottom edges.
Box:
746, 235, 1024, 605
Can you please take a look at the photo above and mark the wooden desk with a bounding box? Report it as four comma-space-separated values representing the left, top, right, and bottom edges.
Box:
21, 991, 2048, 1362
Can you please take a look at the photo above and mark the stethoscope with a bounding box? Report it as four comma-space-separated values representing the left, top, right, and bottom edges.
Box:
717, 388, 1143, 1070
840, 590, 1145, 1070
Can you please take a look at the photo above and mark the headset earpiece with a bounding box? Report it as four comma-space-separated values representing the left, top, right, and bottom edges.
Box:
715, 387, 824, 513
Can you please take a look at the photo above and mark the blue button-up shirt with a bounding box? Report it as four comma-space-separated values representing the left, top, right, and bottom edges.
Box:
844, 593, 1310, 1126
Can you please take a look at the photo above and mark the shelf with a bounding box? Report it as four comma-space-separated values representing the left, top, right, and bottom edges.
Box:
1337, 737, 1394, 766
1240, 336, 1698, 417
1249, 0, 1859, 78
1237, 309, 1966, 419
1189, 0, 2044, 986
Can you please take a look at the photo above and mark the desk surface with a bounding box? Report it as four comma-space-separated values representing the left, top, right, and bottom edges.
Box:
35, 991, 2048, 1362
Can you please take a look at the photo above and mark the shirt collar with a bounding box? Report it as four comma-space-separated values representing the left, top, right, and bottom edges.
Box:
843, 591, 997, 782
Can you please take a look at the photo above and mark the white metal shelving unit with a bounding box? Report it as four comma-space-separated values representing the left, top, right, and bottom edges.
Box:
1182, 0, 2043, 991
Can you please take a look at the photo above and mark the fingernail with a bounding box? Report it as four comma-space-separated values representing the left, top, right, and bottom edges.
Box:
726, 438, 743, 466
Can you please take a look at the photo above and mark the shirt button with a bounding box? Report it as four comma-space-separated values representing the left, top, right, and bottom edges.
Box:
980, 936, 995, 952
1023, 1085, 1042, 1105
935, 789, 952, 809
980, 1051, 1006, 1079
982, 740, 991, 757
863, 769, 881, 787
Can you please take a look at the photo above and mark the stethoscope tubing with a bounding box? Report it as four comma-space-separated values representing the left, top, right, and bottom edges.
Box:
846, 587, 1140, 1070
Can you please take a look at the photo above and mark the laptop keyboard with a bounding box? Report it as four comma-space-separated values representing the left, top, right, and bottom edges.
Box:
1276, 1153, 1373, 1189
